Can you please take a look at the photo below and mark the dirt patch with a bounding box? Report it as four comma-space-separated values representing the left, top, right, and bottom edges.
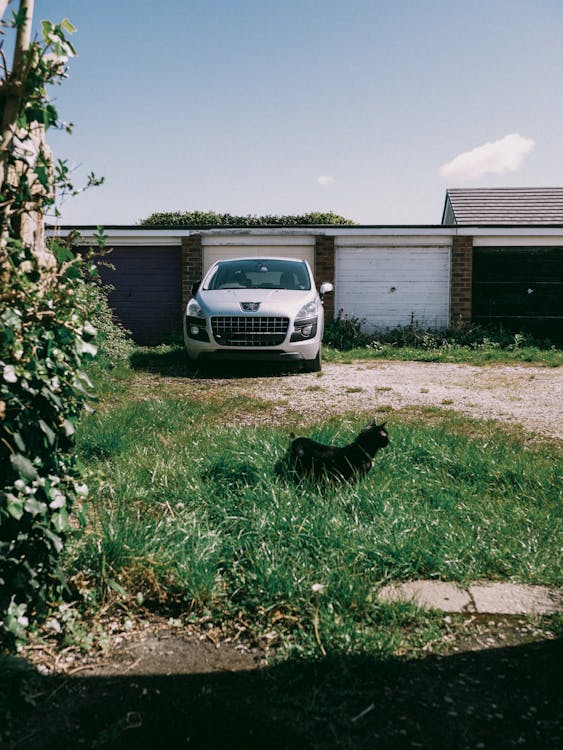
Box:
138, 361, 563, 439
4, 618, 561, 749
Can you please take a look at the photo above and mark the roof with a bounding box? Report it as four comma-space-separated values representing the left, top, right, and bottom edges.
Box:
442, 188, 563, 225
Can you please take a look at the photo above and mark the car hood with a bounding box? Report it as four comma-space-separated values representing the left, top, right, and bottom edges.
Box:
197, 288, 317, 316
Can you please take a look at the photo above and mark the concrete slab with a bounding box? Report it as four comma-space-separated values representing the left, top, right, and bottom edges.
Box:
468, 583, 563, 615
378, 581, 563, 615
378, 581, 473, 612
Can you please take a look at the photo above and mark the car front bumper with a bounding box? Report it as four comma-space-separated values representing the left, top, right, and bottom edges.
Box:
183, 316, 321, 362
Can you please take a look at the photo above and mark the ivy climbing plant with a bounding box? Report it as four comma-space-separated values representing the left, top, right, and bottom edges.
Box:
0, 0, 101, 646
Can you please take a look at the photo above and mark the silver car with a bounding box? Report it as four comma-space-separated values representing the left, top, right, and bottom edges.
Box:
183, 257, 333, 371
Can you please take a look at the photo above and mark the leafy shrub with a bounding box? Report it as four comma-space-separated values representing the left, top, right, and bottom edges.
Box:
324, 313, 555, 352
323, 311, 371, 350
0, 7, 104, 647
83, 278, 133, 367
140, 210, 355, 227
0, 241, 98, 646
375, 318, 554, 351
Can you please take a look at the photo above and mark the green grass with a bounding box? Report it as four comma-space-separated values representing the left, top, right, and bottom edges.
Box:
324, 344, 563, 366
67, 365, 562, 658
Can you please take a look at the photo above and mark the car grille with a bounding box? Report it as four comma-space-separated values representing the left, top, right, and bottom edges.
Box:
211, 316, 289, 347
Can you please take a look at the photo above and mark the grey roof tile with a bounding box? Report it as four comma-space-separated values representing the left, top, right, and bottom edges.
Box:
442, 187, 563, 225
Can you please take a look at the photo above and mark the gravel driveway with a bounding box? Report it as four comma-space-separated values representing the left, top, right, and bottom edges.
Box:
200, 361, 562, 440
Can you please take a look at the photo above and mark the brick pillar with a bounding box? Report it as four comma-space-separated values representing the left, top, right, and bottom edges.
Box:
450, 236, 473, 324
314, 235, 335, 322
181, 235, 203, 310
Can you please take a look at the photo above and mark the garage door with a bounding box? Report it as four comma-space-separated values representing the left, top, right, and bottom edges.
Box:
335, 245, 451, 331
96, 245, 182, 345
472, 246, 563, 339
202, 238, 315, 274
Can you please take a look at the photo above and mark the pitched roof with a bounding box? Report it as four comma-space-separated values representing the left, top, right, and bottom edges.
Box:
441, 187, 563, 225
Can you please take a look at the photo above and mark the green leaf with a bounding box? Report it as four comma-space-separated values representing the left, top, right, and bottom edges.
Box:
51, 242, 74, 264
3, 365, 17, 383
24, 497, 48, 516
10, 454, 38, 481
41, 20, 54, 41
13, 432, 26, 452
62, 419, 75, 437
61, 18, 77, 33
78, 340, 97, 357
39, 419, 56, 446
108, 579, 128, 597
12, 7, 28, 29
51, 508, 70, 533
43, 528, 63, 554
6, 494, 24, 521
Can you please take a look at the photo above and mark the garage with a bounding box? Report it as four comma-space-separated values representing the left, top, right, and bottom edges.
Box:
202, 235, 316, 274
96, 244, 182, 345
472, 246, 563, 339
334, 239, 451, 331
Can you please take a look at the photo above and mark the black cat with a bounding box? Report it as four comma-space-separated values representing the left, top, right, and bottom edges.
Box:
286, 420, 389, 481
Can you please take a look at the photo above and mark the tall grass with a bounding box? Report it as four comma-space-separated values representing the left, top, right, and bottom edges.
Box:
69, 396, 562, 656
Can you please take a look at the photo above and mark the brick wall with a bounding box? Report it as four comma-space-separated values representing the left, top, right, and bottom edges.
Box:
450, 235, 473, 324
314, 235, 335, 322
181, 235, 203, 310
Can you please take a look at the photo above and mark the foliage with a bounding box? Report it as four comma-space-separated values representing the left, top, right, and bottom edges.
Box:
323, 312, 371, 350
0, 6, 101, 646
82, 278, 133, 368
323, 312, 561, 365
139, 210, 355, 227
0, 240, 98, 645
372, 317, 555, 351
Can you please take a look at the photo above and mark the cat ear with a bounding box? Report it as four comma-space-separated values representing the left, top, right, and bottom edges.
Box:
378, 421, 387, 428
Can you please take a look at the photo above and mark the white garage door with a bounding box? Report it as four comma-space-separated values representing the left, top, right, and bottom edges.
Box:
202, 236, 315, 274
335, 244, 451, 331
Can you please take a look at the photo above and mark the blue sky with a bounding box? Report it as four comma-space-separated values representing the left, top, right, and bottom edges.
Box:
27, 0, 563, 225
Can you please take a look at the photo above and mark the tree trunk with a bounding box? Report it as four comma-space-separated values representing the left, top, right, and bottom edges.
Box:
0, 0, 55, 268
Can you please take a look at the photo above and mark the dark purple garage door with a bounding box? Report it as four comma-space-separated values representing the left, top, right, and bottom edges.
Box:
96, 245, 182, 345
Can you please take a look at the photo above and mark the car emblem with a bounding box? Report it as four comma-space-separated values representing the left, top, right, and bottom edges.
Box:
240, 302, 260, 312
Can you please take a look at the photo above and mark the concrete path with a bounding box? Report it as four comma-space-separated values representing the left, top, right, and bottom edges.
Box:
378, 581, 562, 614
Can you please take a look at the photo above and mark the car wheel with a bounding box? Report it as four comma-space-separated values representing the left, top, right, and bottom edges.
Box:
303, 348, 321, 373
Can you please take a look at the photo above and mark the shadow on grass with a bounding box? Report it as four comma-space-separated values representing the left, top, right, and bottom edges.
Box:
2, 638, 561, 749
129, 347, 303, 380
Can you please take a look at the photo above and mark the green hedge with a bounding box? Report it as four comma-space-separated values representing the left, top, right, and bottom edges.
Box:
140, 210, 355, 227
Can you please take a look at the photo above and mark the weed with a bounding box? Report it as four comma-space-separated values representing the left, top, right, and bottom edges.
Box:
323, 317, 562, 366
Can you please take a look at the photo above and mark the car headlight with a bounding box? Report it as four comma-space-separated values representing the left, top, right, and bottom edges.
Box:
296, 300, 318, 319
187, 299, 205, 318
185, 299, 209, 341
291, 300, 319, 342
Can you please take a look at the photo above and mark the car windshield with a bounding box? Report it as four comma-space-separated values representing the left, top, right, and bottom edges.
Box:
205, 259, 311, 291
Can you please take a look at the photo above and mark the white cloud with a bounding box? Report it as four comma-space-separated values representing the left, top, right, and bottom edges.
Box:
317, 175, 336, 186
439, 133, 535, 181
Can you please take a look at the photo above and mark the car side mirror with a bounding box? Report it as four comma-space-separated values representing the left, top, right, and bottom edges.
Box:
319, 282, 334, 298
191, 280, 202, 297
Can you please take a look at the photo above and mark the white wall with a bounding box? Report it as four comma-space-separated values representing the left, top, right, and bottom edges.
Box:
335, 236, 451, 330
